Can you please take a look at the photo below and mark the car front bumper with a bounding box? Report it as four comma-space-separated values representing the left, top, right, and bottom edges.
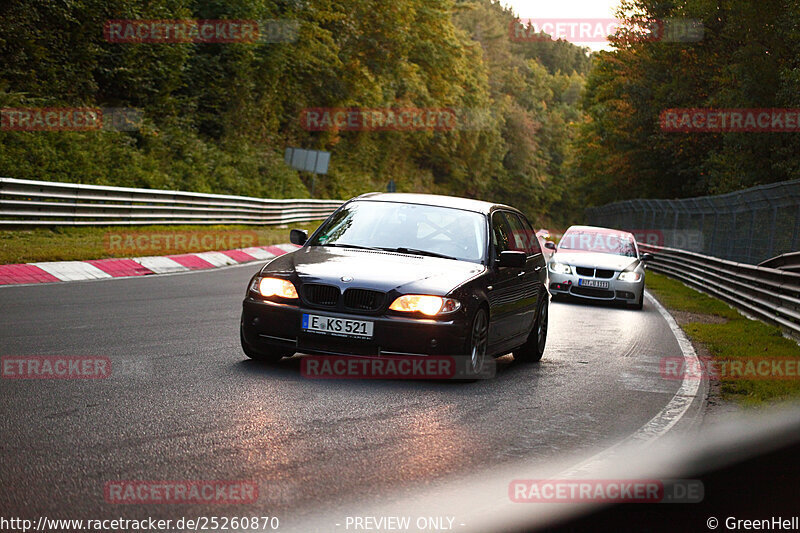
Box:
241, 298, 469, 357
548, 271, 644, 303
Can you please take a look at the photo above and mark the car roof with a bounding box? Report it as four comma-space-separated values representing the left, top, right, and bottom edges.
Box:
351, 192, 516, 215
563, 225, 636, 239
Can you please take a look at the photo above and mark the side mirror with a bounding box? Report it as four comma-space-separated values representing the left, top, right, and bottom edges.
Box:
544, 241, 556, 250
290, 229, 308, 246
496, 250, 527, 268
640, 252, 653, 262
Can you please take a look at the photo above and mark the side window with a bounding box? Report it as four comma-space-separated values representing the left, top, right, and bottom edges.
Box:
517, 214, 542, 256
503, 212, 540, 255
491, 212, 513, 254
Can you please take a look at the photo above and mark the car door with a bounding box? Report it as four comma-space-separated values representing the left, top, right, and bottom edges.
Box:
503, 211, 545, 335
487, 211, 527, 347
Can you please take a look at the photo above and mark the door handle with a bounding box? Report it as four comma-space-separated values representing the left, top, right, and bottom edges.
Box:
517, 271, 526, 277
534, 266, 543, 272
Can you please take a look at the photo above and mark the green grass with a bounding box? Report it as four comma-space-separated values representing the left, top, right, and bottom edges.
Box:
646, 273, 740, 320
647, 272, 800, 405
0, 222, 321, 264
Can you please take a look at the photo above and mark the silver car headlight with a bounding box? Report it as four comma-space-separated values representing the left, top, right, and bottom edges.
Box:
618, 271, 642, 282
549, 262, 572, 275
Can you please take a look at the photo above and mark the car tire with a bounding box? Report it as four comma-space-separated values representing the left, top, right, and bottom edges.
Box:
463, 307, 489, 379
515, 296, 548, 363
240, 326, 288, 363
630, 290, 644, 310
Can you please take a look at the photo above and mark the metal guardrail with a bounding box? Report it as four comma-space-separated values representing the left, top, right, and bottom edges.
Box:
0, 178, 343, 226
641, 244, 800, 338
760, 251, 800, 274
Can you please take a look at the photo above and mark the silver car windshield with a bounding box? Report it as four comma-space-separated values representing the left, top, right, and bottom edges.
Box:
558, 231, 637, 257
308, 201, 487, 263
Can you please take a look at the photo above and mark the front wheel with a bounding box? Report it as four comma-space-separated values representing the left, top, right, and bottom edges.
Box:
515, 297, 548, 363
465, 307, 489, 377
629, 290, 644, 310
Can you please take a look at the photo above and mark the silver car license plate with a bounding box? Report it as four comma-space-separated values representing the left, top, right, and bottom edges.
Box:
578, 279, 610, 289
302, 314, 374, 338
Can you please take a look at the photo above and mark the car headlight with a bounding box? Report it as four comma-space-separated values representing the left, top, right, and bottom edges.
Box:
389, 295, 461, 316
618, 271, 642, 282
252, 277, 299, 299
549, 262, 572, 275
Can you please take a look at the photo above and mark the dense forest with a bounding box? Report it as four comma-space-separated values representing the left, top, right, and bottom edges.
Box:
1, 0, 797, 226
0, 0, 589, 226
573, 0, 800, 206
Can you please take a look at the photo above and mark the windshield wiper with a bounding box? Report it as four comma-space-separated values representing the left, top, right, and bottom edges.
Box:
321, 243, 384, 251
384, 247, 457, 260
321, 243, 458, 260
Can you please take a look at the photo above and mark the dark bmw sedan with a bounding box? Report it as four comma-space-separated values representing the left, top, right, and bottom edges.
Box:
240, 193, 549, 376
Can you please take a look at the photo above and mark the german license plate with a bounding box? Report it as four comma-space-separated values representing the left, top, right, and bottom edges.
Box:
578, 279, 610, 289
302, 314, 374, 338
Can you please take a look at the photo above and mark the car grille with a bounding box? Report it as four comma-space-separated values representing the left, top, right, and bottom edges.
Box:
303, 283, 339, 307
575, 267, 616, 279
343, 288, 384, 312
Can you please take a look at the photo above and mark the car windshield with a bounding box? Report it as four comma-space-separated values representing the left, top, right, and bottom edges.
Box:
558, 231, 637, 257
307, 201, 487, 263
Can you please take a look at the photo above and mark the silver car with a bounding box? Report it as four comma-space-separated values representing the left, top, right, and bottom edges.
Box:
545, 225, 652, 310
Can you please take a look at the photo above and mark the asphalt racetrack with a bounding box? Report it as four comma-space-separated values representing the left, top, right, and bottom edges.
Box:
0, 262, 701, 530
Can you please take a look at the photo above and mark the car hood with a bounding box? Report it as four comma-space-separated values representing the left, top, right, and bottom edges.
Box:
552, 251, 639, 271
262, 246, 486, 294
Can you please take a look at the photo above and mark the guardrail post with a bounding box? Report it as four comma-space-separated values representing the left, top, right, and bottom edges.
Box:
70, 181, 80, 225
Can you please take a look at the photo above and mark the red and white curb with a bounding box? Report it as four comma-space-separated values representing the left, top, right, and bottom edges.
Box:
0, 244, 299, 286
